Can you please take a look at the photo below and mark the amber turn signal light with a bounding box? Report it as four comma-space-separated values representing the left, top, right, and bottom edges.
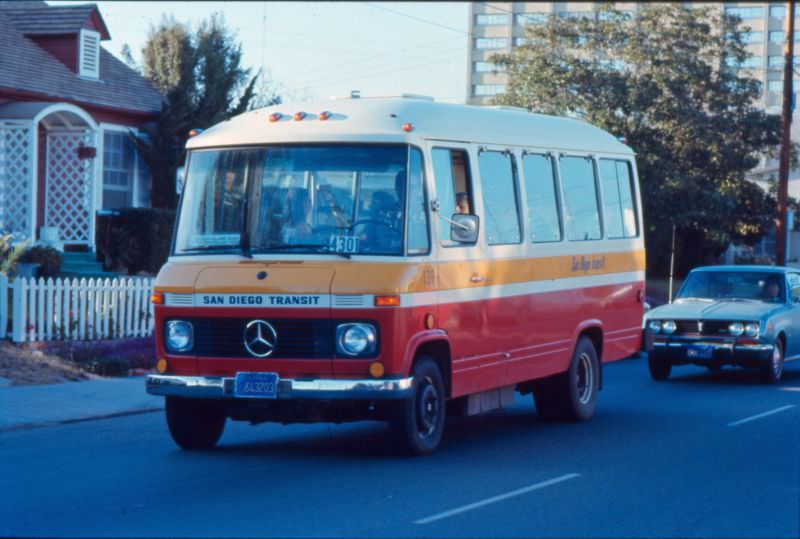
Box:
374, 295, 400, 307
156, 358, 168, 374
151, 291, 164, 305
369, 361, 385, 378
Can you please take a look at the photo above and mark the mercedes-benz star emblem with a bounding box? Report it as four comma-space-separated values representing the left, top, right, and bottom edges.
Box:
243, 320, 278, 358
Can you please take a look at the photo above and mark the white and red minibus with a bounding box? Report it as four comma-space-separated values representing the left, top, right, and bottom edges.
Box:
146, 95, 645, 454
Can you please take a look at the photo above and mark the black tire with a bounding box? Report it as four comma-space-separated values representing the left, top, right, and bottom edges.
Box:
759, 339, 784, 384
648, 352, 672, 381
165, 397, 226, 450
533, 336, 600, 422
390, 357, 446, 455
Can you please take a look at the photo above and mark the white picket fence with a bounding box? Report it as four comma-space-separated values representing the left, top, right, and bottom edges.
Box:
0, 274, 155, 343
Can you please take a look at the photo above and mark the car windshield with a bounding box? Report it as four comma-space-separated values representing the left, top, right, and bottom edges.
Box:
174, 144, 411, 256
676, 271, 786, 303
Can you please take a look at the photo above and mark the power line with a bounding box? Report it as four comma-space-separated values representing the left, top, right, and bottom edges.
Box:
360, 2, 472, 37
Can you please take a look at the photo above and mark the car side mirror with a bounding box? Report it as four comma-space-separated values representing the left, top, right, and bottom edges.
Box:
450, 214, 479, 244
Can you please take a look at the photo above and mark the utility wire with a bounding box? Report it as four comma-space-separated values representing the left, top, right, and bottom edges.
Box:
360, 1, 472, 36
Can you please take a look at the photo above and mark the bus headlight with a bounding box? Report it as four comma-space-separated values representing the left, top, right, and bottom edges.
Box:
336, 323, 377, 357
728, 322, 744, 337
661, 320, 677, 334
166, 320, 193, 352
744, 322, 760, 337
648, 320, 662, 333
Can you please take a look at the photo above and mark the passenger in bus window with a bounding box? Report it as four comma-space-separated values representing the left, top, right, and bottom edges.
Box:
281, 188, 313, 244
218, 169, 244, 232
455, 192, 471, 214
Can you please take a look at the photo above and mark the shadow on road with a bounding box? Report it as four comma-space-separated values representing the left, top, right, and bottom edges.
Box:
664, 364, 800, 386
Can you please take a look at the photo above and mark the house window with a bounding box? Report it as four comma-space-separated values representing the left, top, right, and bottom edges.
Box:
515, 12, 548, 25
475, 38, 508, 49
770, 31, 786, 43
103, 131, 150, 209
475, 14, 508, 25
473, 84, 506, 96
770, 5, 786, 18
725, 6, 764, 19
474, 61, 499, 72
79, 29, 101, 79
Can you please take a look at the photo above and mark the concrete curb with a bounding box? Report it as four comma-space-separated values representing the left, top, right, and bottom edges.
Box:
0, 407, 162, 432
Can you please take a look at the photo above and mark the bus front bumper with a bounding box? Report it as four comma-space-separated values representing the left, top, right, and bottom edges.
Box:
146, 374, 414, 400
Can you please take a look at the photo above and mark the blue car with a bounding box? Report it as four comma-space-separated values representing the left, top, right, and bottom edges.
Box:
644, 265, 800, 383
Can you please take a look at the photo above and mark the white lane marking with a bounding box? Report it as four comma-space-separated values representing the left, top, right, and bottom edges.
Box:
727, 405, 796, 427
414, 473, 580, 525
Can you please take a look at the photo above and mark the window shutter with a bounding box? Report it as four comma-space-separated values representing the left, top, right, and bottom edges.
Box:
79, 29, 100, 79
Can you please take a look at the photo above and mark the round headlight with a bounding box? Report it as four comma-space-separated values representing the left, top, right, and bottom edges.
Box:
662, 320, 677, 334
728, 322, 744, 337
166, 320, 193, 352
744, 322, 760, 337
648, 320, 662, 333
337, 323, 377, 356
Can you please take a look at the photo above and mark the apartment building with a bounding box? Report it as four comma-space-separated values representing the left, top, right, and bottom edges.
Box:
467, 2, 800, 195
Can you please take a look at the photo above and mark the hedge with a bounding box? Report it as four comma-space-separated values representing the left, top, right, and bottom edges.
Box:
96, 208, 176, 275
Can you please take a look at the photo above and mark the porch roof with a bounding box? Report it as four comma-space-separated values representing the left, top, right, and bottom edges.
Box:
0, 101, 96, 128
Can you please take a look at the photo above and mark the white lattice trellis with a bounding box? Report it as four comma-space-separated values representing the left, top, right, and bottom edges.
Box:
0, 126, 32, 239
45, 130, 94, 242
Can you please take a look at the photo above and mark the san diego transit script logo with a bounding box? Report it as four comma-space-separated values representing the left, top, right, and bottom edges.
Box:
244, 320, 278, 358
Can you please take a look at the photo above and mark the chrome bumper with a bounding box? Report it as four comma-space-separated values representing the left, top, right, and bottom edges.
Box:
653, 341, 773, 352
146, 374, 414, 400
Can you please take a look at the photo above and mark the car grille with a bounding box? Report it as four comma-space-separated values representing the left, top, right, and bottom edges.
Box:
169, 318, 336, 358
674, 320, 731, 336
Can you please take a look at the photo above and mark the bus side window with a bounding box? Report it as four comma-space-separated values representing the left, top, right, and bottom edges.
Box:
598, 158, 638, 239
559, 155, 602, 241
407, 147, 430, 255
432, 148, 476, 246
477, 150, 521, 245
522, 152, 562, 243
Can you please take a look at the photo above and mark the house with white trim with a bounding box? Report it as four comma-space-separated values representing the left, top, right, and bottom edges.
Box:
0, 0, 162, 250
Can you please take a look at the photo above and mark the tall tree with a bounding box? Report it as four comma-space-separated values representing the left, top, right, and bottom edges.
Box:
491, 3, 784, 275
131, 13, 271, 209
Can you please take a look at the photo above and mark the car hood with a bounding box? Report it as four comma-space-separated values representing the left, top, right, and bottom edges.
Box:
646, 300, 783, 321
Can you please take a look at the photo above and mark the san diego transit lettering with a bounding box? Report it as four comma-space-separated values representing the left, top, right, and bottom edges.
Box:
201, 295, 322, 306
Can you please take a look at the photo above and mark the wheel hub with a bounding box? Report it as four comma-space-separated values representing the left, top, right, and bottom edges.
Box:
577, 352, 594, 405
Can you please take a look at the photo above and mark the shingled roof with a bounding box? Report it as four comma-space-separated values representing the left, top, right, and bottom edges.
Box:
0, 7, 163, 115
0, 1, 110, 39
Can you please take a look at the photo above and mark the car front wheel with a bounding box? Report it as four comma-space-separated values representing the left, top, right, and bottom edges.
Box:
648, 352, 672, 381
759, 340, 784, 384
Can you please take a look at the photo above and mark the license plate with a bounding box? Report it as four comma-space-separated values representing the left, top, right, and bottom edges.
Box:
686, 344, 714, 360
234, 372, 279, 399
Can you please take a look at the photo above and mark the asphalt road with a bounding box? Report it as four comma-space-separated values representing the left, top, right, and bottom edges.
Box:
2, 355, 798, 538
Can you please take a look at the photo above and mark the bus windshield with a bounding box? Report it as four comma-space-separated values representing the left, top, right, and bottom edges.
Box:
174, 144, 409, 256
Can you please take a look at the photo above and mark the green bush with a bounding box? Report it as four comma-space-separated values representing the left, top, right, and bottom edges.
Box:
0, 234, 28, 274
20, 246, 62, 277
96, 208, 176, 275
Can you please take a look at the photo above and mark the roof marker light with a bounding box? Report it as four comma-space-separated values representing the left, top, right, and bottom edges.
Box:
319, 111, 331, 121
402, 123, 413, 132
293, 111, 306, 121
188, 128, 203, 137
269, 112, 282, 122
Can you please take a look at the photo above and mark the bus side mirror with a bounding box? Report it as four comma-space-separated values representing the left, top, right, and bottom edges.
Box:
450, 214, 479, 244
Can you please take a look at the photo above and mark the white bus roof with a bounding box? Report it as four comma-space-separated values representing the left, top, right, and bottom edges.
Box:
186, 96, 633, 155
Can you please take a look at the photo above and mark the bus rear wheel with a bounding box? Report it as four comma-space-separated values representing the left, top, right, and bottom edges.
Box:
165, 397, 226, 450
533, 336, 599, 422
390, 356, 446, 456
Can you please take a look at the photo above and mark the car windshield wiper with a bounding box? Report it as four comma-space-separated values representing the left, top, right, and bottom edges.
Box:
180, 244, 241, 253
717, 297, 759, 303
674, 297, 714, 303
252, 243, 351, 259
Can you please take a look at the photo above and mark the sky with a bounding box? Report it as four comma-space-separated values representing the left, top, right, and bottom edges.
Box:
51, 1, 471, 104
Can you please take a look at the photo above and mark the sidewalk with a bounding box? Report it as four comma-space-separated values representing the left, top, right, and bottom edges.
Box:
0, 376, 163, 431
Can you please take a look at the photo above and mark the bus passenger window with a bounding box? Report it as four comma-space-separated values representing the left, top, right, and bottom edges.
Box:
407, 147, 430, 255
432, 148, 476, 246
559, 156, 601, 241
599, 159, 638, 239
478, 150, 521, 245
522, 153, 561, 243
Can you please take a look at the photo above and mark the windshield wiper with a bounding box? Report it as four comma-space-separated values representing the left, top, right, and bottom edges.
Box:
253, 243, 351, 259
181, 244, 241, 253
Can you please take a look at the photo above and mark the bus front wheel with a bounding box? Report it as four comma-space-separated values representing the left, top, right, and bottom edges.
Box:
390, 356, 446, 456
533, 336, 599, 422
165, 397, 226, 450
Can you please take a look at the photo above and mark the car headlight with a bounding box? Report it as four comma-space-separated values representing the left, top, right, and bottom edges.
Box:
744, 322, 760, 337
336, 323, 377, 357
661, 320, 677, 334
166, 320, 193, 352
648, 320, 662, 333
728, 322, 744, 337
